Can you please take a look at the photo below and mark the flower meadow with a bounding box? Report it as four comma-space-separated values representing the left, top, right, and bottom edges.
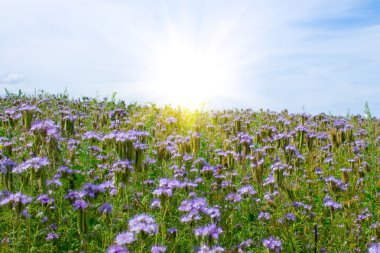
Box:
0, 92, 379, 253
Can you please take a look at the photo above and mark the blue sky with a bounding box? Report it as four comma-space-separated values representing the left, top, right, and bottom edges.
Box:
0, 0, 379, 116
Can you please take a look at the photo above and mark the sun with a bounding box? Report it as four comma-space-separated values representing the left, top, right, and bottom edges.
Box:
148, 40, 235, 109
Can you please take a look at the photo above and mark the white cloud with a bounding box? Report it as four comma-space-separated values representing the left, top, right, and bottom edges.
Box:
0, 73, 24, 84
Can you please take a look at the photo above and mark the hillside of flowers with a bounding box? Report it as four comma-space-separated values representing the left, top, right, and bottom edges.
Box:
0, 92, 379, 252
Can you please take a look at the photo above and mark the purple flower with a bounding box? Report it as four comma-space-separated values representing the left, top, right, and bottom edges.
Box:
225, 193, 242, 203
0, 192, 33, 206
40, 216, 48, 223
293, 202, 312, 211
37, 194, 55, 205
128, 214, 158, 235
151, 245, 166, 253
262, 236, 282, 252
0, 237, 10, 245
263, 174, 275, 186
50, 223, 58, 230
325, 176, 347, 191
112, 160, 133, 172
239, 238, 253, 249
150, 199, 161, 209
0, 158, 16, 174
323, 196, 342, 210
81, 183, 104, 198
285, 213, 296, 221
98, 203, 112, 214
370, 222, 380, 229
194, 224, 223, 240
167, 227, 177, 236
72, 199, 88, 210
179, 197, 211, 223
82, 131, 102, 141
21, 209, 31, 219
30, 120, 59, 136
204, 206, 221, 220
314, 167, 323, 175
19, 104, 38, 112
46, 232, 59, 241
166, 117, 177, 124
115, 232, 135, 245
258, 212, 271, 221
355, 208, 372, 223
106, 244, 128, 253
368, 243, 380, 253
12, 157, 49, 174
237, 185, 257, 196
65, 190, 85, 201
197, 245, 224, 253
178, 197, 208, 213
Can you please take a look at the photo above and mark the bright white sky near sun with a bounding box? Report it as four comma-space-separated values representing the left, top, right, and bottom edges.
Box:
0, 0, 379, 115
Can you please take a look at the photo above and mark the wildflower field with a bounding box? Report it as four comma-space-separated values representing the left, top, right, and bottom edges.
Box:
0, 92, 379, 253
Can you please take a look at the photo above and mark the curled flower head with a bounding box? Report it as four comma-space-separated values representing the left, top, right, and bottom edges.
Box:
194, 224, 223, 240
368, 243, 380, 253
258, 212, 271, 221
37, 194, 54, 205
262, 236, 282, 252
0, 158, 16, 174
72, 199, 88, 210
151, 245, 166, 253
0, 192, 33, 206
115, 231, 135, 245
323, 196, 342, 210
12, 157, 49, 174
46, 232, 59, 241
197, 245, 224, 253
285, 212, 296, 221
128, 214, 158, 236
106, 244, 128, 253
98, 203, 112, 215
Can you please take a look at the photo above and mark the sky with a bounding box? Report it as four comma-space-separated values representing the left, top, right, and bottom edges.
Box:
0, 0, 379, 116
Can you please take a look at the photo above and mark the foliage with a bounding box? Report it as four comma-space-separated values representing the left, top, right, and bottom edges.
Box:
0, 92, 379, 252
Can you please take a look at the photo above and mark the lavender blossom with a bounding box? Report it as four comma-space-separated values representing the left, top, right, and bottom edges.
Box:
368, 243, 380, 253
98, 203, 112, 215
115, 231, 135, 245
197, 245, 224, 253
262, 236, 282, 252
0, 192, 33, 206
323, 196, 342, 210
128, 214, 158, 236
285, 212, 296, 221
151, 245, 166, 253
46, 232, 59, 241
258, 212, 271, 221
72, 199, 89, 210
194, 224, 223, 240
106, 245, 128, 253
37, 194, 55, 205
12, 157, 49, 174
237, 185, 257, 196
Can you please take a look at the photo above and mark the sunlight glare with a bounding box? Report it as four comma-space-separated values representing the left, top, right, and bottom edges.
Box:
149, 40, 235, 109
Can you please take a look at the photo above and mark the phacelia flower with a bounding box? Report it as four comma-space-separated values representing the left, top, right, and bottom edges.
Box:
115, 232, 135, 245
194, 224, 223, 240
98, 203, 112, 215
46, 232, 59, 241
262, 236, 282, 252
151, 245, 166, 253
128, 214, 158, 236
106, 244, 128, 253
72, 199, 89, 210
